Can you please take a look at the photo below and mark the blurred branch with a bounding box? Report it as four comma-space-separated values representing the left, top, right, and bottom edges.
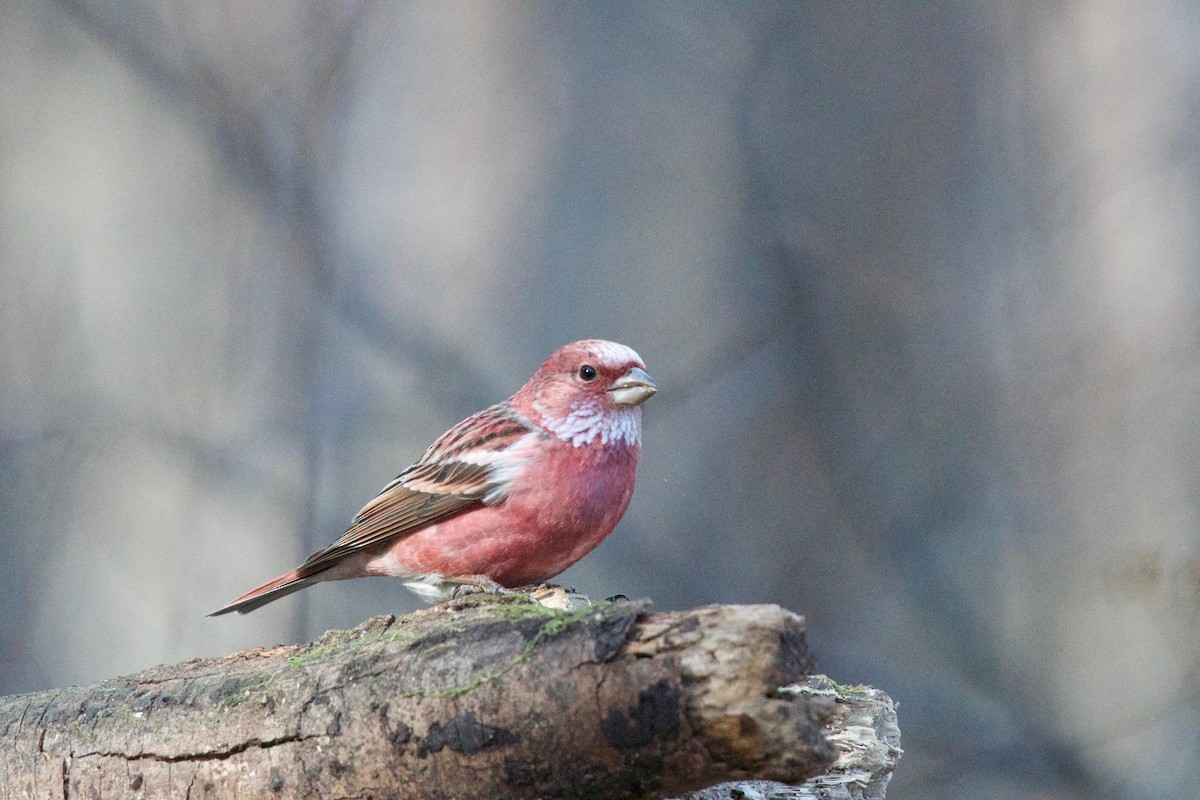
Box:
49, 0, 492, 405
656, 10, 819, 413
52, 0, 292, 209
331, 283, 502, 411
48, 0, 505, 639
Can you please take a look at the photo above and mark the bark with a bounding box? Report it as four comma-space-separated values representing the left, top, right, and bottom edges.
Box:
0, 595, 898, 799
679, 676, 902, 800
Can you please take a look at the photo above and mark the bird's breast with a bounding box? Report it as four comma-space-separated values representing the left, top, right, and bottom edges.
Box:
505, 439, 639, 529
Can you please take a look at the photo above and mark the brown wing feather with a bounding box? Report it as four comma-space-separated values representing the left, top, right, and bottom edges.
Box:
293, 403, 537, 579
295, 488, 477, 577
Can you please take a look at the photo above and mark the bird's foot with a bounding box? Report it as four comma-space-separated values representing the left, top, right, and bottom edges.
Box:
443, 577, 593, 610
446, 574, 521, 599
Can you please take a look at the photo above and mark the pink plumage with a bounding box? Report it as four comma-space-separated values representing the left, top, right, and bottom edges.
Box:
210, 339, 656, 615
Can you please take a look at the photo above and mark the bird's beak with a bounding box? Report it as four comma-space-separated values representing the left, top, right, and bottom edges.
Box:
608, 366, 657, 406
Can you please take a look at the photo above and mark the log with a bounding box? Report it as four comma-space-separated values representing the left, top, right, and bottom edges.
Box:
0, 594, 898, 799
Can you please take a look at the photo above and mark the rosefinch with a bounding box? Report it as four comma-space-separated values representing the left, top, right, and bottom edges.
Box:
210, 339, 656, 615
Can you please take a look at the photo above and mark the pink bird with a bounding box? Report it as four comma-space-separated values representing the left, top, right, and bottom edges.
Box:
210, 339, 656, 615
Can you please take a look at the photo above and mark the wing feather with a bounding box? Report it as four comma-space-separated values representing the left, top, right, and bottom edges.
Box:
293, 402, 538, 579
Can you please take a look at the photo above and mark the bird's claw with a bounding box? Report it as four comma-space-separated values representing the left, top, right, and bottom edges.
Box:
449, 575, 519, 599
446, 580, 592, 610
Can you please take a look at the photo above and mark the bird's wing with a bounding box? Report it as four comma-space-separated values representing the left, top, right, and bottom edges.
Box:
294, 402, 538, 577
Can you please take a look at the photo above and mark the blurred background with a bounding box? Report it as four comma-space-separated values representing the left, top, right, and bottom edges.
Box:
2, 2, 1198, 798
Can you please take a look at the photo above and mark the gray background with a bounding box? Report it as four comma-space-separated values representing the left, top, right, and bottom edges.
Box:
2, 3, 1198, 799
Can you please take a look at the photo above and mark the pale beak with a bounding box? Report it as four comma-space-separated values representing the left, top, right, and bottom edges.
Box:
608, 366, 657, 406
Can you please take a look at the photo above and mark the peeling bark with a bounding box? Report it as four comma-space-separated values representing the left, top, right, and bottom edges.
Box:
679, 676, 902, 800
0, 597, 896, 799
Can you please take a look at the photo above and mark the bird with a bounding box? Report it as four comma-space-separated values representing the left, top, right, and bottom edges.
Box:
210, 339, 656, 615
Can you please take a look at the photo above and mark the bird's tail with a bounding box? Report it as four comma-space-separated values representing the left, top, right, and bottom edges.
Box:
208, 568, 318, 616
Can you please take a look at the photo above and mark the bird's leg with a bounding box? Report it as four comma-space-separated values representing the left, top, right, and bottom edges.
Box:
442, 577, 594, 609
445, 574, 521, 598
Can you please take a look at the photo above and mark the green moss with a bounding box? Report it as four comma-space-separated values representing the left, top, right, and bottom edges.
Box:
437, 592, 563, 624
782, 675, 874, 701
518, 601, 613, 662
282, 598, 619, 704
395, 601, 618, 700
375, 623, 443, 649
286, 641, 347, 669
205, 672, 278, 710
406, 637, 462, 661
447, 591, 539, 610
214, 689, 257, 708
827, 681, 873, 700
399, 669, 500, 700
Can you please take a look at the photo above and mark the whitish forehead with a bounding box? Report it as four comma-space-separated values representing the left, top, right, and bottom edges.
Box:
585, 340, 644, 368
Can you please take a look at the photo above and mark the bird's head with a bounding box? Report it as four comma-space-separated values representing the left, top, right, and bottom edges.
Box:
513, 339, 656, 447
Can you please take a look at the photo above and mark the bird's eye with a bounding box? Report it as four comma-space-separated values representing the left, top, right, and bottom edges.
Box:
578, 364, 597, 381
